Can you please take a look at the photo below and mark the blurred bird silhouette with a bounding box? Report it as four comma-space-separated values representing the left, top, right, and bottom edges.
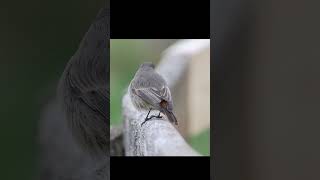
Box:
57, 7, 109, 158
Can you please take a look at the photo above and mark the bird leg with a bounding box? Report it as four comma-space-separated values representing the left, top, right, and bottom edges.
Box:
141, 110, 163, 126
145, 108, 152, 119
156, 111, 162, 118
147, 111, 163, 119
141, 108, 153, 126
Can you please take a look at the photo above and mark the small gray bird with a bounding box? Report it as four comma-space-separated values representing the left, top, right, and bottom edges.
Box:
129, 62, 178, 126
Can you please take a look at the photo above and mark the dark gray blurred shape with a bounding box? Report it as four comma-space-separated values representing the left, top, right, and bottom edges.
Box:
38, 7, 109, 180
57, 7, 109, 157
38, 99, 109, 180
213, 0, 254, 179
213, 0, 320, 180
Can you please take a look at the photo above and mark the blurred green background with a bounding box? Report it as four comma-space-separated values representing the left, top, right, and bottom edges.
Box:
0, 1, 104, 179
110, 39, 210, 156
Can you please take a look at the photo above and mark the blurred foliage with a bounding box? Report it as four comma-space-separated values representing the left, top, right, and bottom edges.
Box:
110, 39, 210, 156
188, 129, 210, 156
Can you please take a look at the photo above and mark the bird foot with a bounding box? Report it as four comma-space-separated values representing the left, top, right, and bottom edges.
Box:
141, 113, 163, 127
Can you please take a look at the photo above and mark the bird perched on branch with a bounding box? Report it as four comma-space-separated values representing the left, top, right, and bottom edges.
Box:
129, 62, 178, 126
57, 7, 109, 158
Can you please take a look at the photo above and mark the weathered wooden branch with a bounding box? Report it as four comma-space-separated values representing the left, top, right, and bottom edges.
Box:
110, 126, 124, 156
122, 39, 210, 156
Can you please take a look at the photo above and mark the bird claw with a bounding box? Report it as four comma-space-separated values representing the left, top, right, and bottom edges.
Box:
141, 116, 153, 127
141, 121, 147, 127
141, 112, 163, 126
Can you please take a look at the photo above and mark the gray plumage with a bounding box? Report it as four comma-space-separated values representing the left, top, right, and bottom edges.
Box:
57, 7, 109, 158
38, 7, 109, 180
129, 62, 178, 125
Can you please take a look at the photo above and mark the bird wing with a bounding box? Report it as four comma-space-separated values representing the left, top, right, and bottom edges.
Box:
64, 87, 109, 156
78, 88, 109, 120
135, 86, 172, 110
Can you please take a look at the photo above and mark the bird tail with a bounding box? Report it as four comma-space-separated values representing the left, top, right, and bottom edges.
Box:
164, 109, 178, 125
